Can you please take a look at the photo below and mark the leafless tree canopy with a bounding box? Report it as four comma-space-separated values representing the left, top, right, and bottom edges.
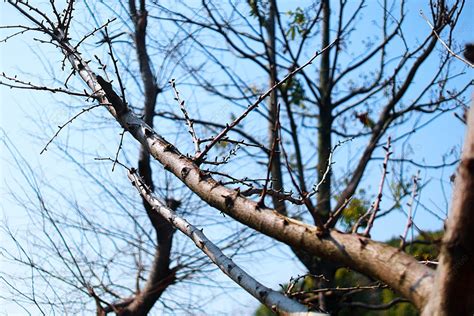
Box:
1, 0, 472, 315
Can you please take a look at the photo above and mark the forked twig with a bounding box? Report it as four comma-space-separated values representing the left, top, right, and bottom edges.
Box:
40, 104, 104, 154
308, 138, 352, 199
399, 170, 420, 249
170, 79, 201, 154
0, 72, 89, 97
94, 157, 131, 172
104, 27, 127, 103
112, 130, 126, 172
360, 137, 392, 236
420, 10, 473, 68
324, 197, 352, 229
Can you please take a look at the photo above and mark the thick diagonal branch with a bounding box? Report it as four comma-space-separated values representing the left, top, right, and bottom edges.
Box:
128, 170, 326, 315
91, 73, 435, 311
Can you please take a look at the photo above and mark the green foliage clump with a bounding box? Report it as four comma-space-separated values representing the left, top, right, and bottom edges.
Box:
254, 304, 275, 316
339, 190, 371, 230
387, 231, 442, 261
336, 268, 418, 316
286, 7, 308, 40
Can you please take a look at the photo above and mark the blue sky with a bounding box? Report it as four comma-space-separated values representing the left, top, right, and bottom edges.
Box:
1, 1, 473, 315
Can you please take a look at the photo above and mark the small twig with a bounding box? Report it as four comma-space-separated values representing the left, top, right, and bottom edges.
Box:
0, 72, 90, 97
94, 157, 130, 172
64, 67, 76, 89
341, 297, 409, 310
352, 210, 371, 234
61, 0, 75, 36
210, 171, 255, 188
242, 188, 303, 205
277, 112, 307, 206
420, 10, 474, 68
112, 129, 126, 172
201, 143, 241, 165
352, 138, 391, 234
156, 111, 270, 154
258, 103, 281, 206
199, 137, 260, 149
284, 274, 329, 295
170, 79, 201, 154
0, 25, 40, 43
61, 18, 116, 69
94, 55, 108, 74
308, 138, 352, 199
40, 104, 104, 154
194, 39, 338, 163
105, 27, 127, 104
309, 150, 334, 198
399, 170, 420, 249
324, 197, 352, 229
361, 137, 392, 236
74, 19, 116, 51
289, 283, 386, 299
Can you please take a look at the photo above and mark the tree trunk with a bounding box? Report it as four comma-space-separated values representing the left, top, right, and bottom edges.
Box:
266, 0, 287, 215
422, 90, 474, 315
317, 0, 332, 223
314, 1, 337, 312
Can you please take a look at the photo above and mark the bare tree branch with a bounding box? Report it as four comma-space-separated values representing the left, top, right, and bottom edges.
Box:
128, 169, 326, 316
